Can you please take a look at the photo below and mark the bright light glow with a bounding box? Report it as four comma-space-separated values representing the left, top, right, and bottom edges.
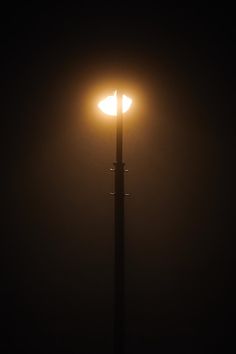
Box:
98, 91, 132, 116
122, 95, 132, 114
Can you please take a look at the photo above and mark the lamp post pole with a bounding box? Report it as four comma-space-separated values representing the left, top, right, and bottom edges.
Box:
114, 90, 125, 354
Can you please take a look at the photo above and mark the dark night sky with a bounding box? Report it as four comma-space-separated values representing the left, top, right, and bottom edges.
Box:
1, 3, 235, 354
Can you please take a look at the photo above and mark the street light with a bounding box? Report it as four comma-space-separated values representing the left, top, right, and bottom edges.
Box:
98, 90, 132, 354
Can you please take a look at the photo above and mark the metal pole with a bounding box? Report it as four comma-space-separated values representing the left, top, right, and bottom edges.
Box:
114, 90, 125, 354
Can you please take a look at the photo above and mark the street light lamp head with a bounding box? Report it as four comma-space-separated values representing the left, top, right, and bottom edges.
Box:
98, 91, 132, 116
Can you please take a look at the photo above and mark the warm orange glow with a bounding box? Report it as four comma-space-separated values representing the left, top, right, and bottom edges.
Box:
98, 91, 132, 116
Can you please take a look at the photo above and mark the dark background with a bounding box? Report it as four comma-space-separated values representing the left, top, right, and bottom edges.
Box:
1, 3, 235, 354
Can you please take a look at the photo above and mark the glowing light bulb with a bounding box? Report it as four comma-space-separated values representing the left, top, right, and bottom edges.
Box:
98, 91, 132, 116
